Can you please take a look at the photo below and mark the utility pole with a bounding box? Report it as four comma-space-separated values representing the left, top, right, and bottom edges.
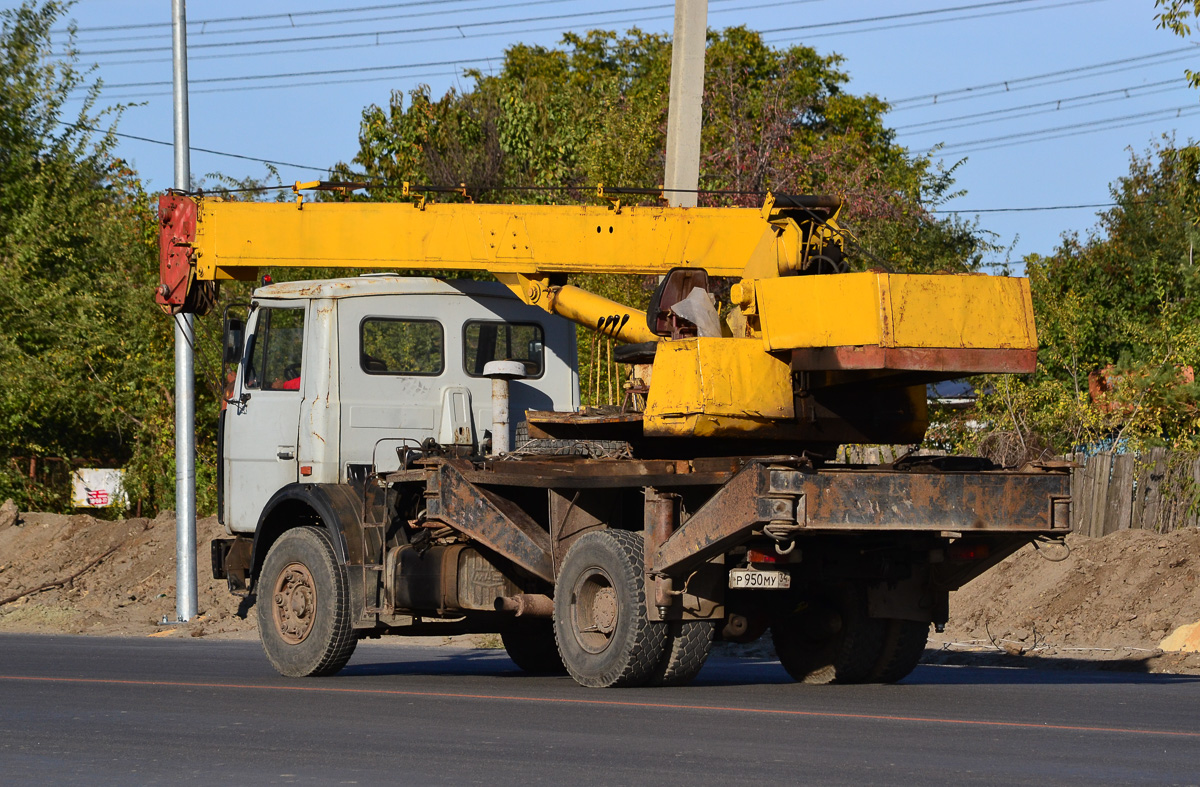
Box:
172, 0, 197, 623
663, 0, 708, 208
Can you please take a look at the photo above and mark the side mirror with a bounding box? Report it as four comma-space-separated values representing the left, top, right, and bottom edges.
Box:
223, 316, 245, 364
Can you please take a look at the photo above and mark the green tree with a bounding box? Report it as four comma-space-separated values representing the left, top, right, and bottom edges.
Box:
955, 139, 1200, 459
0, 1, 219, 514
1156, 0, 1200, 87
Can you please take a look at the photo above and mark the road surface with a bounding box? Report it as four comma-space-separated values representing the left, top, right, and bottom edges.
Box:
0, 633, 1197, 784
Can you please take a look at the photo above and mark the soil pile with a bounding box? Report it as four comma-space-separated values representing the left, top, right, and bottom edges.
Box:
935, 527, 1200, 673
0, 509, 254, 638
2, 503, 1200, 672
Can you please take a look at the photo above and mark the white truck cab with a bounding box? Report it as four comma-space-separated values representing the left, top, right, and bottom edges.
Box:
220, 276, 579, 534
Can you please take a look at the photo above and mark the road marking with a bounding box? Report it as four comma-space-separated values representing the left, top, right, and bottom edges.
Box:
1, 673, 1196, 739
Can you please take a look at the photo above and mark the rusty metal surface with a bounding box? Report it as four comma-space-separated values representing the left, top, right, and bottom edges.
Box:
652, 461, 1070, 575
426, 462, 553, 581
467, 457, 735, 489
802, 469, 1070, 532
548, 488, 610, 577
653, 462, 781, 576
790, 345, 1037, 374
525, 409, 645, 441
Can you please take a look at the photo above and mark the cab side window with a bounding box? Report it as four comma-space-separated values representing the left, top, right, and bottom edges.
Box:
361, 318, 444, 375
464, 321, 544, 378
243, 307, 305, 391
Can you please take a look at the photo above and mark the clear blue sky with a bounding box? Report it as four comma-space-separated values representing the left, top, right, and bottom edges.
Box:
44, 0, 1200, 268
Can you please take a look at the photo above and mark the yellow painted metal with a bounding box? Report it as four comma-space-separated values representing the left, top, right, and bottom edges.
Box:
643, 338, 794, 437
545, 285, 658, 344
190, 199, 801, 280
490, 275, 656, 344
746, 272, 1037, 351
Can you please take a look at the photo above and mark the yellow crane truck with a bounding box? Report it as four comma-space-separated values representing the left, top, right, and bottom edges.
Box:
156, 185, 1069, 687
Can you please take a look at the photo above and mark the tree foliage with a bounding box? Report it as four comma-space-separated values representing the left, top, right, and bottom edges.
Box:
1156, 0, 1200, 87
0, 1, 222, 514
945, 139, 1200, 459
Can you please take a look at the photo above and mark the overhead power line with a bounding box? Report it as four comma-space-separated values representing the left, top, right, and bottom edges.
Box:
68, 1, 783, 70
57, 0, 574, 45
52, 0, 515, 34
887, 45, 1200, 108
63, 122, 333, 173
931, 103, 1200, 155
98, 69, 467, 102
932, 202, 1118, 214
764, 0, 1106, 43
65, 2, 707, 57
68, 120, 1143, 217
63, 0, 797, 68
760, 0, 1060, 35
895, 80, 1190, 137
99, 57, 497, 90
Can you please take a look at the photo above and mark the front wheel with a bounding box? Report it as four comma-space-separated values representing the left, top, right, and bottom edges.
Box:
553, 529, 667, 688
257, 526, 357, 677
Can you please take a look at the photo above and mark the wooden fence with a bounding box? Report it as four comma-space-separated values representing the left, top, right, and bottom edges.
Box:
1066, 449, 1200, 536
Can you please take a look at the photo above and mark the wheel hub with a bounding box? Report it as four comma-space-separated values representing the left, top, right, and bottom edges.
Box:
571, 567, 620, 654
272, 562, 317, 645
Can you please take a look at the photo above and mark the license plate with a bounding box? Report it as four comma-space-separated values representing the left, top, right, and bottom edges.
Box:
728, 568, 791, 589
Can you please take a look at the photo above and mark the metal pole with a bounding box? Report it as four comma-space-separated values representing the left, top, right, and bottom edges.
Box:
663, 0, 708, 209
172, 0, 197, 623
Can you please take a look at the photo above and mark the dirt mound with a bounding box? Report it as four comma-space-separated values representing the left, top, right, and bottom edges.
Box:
2, 502, 1200, 672
0, 508, 254, 639
935, 527, 1200, 673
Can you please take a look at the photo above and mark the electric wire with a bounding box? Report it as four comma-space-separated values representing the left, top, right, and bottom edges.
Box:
66, 0, 792, 69
886, 45, 1200, 109
759, 0, 1080, 35
930, 103, 1200, 155
98, 57, 497, 90
61, 121, 334, 173
763, 0, 1107, 43
54, 0, 578, 45
51, 0, 543, 35
65, 2, 734, 57
891, 78, 1186, 133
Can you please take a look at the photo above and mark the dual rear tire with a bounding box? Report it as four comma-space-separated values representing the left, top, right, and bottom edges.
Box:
550, 529, 714, 688
770, 587, 928, 685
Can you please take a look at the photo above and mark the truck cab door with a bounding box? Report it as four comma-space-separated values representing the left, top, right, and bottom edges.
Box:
223, 304, 305, 533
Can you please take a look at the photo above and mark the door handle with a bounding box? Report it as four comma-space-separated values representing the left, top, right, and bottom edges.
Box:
277, 447, 295, 460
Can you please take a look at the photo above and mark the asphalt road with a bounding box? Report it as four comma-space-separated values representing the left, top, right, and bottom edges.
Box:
1, 633, 1197, 785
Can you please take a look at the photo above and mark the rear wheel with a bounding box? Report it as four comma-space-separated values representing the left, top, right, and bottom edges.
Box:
869, 619, 929, 683
501, 618, 567, 674
553, 529, 667, 688
257, 526, 357, 677
770, 587, 886, 685
647, 620, 715, 687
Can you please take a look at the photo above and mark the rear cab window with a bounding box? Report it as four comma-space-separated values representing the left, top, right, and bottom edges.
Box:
463, 320, 544, 378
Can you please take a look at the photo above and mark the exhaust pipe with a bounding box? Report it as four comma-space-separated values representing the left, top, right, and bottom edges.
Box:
495, 593, 554, 618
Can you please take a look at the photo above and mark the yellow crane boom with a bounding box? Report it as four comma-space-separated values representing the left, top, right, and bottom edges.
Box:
156, 184, 1037, 444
